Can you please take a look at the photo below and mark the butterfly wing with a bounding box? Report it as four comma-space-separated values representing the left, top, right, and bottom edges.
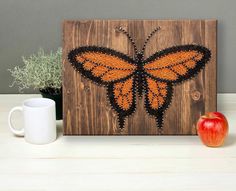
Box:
143, 45, 211, 130
68, 46, 137, 129
143, 45, 211, 83
68, 46, 137, 85
144, 77, 173, 131
107, 77, 136, 128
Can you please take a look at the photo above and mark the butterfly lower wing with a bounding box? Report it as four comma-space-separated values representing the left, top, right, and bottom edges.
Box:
68, 46, 137, 85
144, 77, 173, 132
108, 77, 136, 129
144, 45, 211, 83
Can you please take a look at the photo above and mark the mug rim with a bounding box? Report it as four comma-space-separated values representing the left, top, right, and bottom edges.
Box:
23, 98, 55, 109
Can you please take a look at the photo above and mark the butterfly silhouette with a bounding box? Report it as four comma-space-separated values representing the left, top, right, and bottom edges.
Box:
68, 26, 211, 132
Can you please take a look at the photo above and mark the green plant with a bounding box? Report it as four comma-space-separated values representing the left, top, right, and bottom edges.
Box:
9, 47, 62, 94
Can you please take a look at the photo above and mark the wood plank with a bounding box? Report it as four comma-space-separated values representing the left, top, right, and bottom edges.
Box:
62, 20, 217, 135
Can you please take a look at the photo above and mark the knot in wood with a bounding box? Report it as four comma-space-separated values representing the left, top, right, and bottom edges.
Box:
191, 90, 201, 101
76, 104, 82, 110
84, 86, 90, 93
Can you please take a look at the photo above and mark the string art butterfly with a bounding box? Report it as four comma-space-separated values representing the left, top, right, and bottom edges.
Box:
68, 26, 211, 133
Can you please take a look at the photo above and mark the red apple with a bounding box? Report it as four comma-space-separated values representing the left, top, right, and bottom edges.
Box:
197, 112, 229, 147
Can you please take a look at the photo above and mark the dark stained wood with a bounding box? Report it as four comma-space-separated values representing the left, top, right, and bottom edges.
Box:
62, 19, 217, 135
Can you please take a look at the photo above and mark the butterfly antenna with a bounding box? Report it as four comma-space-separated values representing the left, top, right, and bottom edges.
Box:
115, 26, 139, 56
141, 26, 161, 55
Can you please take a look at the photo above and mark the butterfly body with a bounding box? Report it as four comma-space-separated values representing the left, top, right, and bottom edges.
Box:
68, 27, 211, 133
133, 53, 146, 97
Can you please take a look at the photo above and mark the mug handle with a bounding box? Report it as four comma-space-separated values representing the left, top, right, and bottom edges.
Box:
8, 106, 24, 136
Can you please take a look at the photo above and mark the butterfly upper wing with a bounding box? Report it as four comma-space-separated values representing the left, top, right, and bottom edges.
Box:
143, 45, 211, 130
68, 46, 137, 128
68, 46, 137, 85
143, 45, 211, 83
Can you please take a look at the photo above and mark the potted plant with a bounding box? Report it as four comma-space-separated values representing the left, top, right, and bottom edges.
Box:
9, 48, 63, 120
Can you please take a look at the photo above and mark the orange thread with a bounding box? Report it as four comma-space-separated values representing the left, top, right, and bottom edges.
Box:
144, 51, 200, 69
172, 64, 187, 75
147, 77, 167, 109
148, 68, 178, 80
91, 66, 109, 77
113, 78, 133, 110
80, 52, 136, 70
101, 70, 133, 82
184, 60, 196, 69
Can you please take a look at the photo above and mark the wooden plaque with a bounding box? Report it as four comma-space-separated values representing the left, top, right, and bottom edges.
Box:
63, 19, 217, 135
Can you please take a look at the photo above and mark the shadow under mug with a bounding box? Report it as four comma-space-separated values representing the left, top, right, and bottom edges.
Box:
8, 98, 57, 144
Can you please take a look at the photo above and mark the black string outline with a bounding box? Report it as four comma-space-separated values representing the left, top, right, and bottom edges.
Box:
68, 24, 211, 133
68, 44, 211, 131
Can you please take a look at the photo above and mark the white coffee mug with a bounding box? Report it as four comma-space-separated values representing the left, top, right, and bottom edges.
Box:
8, 98, 57, 144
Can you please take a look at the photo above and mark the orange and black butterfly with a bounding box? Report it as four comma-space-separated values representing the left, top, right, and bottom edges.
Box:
68, 26, 211, 132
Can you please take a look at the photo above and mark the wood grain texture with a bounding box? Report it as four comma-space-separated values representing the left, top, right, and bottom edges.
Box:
62, 20, 217, 135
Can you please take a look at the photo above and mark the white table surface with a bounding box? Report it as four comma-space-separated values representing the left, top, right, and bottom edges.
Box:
0, 94, 236, 191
